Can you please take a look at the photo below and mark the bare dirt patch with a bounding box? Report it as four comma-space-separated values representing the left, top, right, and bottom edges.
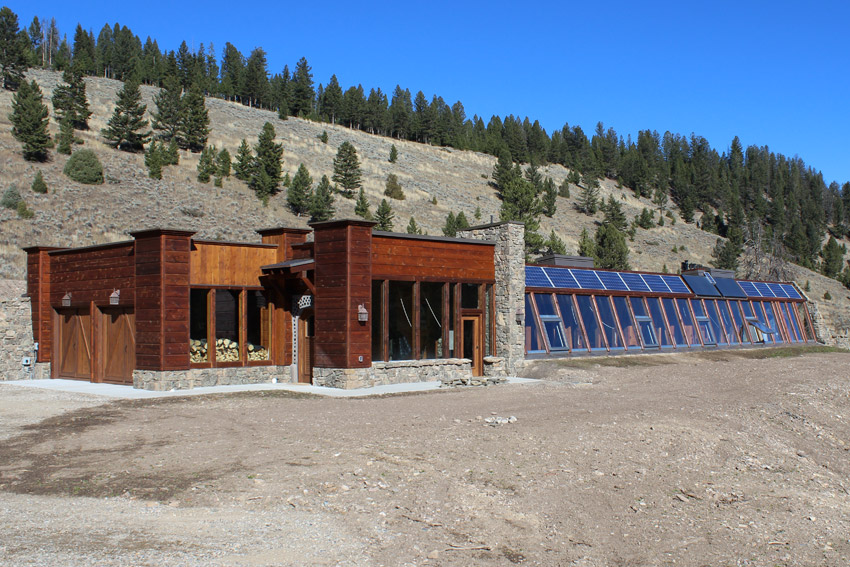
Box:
2, 351, 850, 566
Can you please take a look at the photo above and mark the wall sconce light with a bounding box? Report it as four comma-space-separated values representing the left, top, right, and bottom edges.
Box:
109, 289, 120, 305
357, 303, 369, 322
515, 307, 523, 325
61, 292, 72, 307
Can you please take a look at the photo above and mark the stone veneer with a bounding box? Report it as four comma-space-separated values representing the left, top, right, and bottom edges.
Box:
0, 280, 49, 381
459, 222, 527, 375
808, 300, 847, 348
313, 358, 472, 389
133, 365, 292, 391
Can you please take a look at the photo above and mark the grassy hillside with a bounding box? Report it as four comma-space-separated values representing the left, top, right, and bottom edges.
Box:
2, 69, 849, 329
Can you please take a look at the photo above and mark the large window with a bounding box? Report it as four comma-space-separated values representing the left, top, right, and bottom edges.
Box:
645, 298, 672, 348
557, 294, 587, 351
190, 287, 271, 366
372, 280, 384, 361
388, 281, 414, 360
525, 295, 545, 353
676, 298, 699, 346
716, 300, 739, 344
535, 294, 569, 351
704, 300, 727, 345
595, 296, 624, 350
763, 303, 784, 343
576, 295, 606, 350
612, 296, 640, 349
781, 303, 802, 342
420, 282, 444, 359
630, 297, 657, 347
729, 300, 751, 344
190, 289, 209, 363
662, 298, 686, 347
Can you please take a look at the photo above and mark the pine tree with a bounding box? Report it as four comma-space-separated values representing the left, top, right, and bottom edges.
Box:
602, 195, 628, 231
576, 183, 599, 215
389, 144, 398, 163
456, 211, 470, 231
558, 179, 570, 198
290, 57, 314, 117
31, 170, 47, 194
542, 177, 557, 217
374, 199, 394, 231
384, 173, 404, 199
474, 206, 482, 220
332, 141, 362, 197
0, 7, 27, 90
250, 122, 283, 199
9, 80, 51, 161
524, 163, 543, 193
145, 141, 163, 179
499, 175, 544, 255
820, 235, 844, 279
56, 116, 74, 155
354, 187, 372, 220
101, 79, 150, 152
196, 145, 217, 183
234, 139, 253, 181
151, 75, 182, 141
406, 217, 423, 234
51, 68, 91, 130
216, 148, 231, 178
442, 212, 458, 237
288, 163, 313, 215
544, 230, 567, 255
636, 208, 655, 229
594, 224, 630, 270
577, 228, 596, 258
163, 139, 179, 165
179, 83, 209, 152
491, 148, 514, 190
318, 130, 328, 143
309, 175, 335, 222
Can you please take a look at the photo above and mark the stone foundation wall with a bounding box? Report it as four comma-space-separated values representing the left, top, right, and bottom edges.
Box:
313, 358, 472, 389
809, 301, 849, 348
133, 365, 292, 391
0, 280, 46, 381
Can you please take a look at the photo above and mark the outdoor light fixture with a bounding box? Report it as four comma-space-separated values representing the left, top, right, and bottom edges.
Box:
109, 289, 120, 305
515, 307, 523, 324
61, 292, 72, 307
358, 303, 369, 322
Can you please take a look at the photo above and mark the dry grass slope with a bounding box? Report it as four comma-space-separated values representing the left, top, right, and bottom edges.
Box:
1, 69, 849, 327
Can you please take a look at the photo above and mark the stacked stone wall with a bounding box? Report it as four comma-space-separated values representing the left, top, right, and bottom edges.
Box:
133, 365, 292, 391
0, 280, 48, 381
809, 301, 850, 348
313, 358, 472, 389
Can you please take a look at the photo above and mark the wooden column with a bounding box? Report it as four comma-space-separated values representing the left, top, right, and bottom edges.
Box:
310, 219, 375, 369
23, 246, 65, 363
131, 229, 194, 371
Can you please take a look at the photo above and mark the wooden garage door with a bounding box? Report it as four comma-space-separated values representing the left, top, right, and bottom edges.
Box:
57, 308, 92, 380
99, 307, 135, 385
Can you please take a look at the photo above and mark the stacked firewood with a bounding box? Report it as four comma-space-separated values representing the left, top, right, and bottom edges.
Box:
190, 339, 208, 363
189, 339, 269, 362
216, 338, 240, 362
247, 343, 269, 361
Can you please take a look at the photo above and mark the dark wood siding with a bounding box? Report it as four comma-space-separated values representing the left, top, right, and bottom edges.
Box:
371, 236, 495, 281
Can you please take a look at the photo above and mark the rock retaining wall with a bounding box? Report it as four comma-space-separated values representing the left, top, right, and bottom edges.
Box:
809, 300, 850, 348
133, 365, 292, 391
313, 358, 472, 389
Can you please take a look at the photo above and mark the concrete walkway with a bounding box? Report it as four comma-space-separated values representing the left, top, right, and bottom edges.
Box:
2, 377, 540, 400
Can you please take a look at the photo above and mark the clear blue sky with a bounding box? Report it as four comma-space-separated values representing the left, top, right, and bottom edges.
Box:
7, 0, 849, 185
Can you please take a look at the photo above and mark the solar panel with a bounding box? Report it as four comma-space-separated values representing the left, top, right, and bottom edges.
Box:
572, 269, 604, 290
767, 283, 789, 298
620, 273, 650, 292
682, 274, 721, 296
544, 267, 579, 289
781, 284, 803, 299
597, 271, 629, 291
714, 278, 747, 298
737, 281, 761, 297
663, 275, 691, 294
754, 282, 776, 297
642, 274, 670, 293
525, 266, 552, 288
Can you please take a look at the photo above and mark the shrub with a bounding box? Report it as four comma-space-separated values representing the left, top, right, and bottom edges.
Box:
17, 200, 34, 219
2, 185, 22, 209
31, 171, 47, 194
63, 149, 104, 184
384, 174, 404, 200
824, 291, 832, 300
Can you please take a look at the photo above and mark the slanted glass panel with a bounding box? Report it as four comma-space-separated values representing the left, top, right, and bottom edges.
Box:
704, 300, 727, 345
388, 281, 415, 360
461, 283, 479, 309
246, 290, 271, 361
691, 299, 715, 346
613, 296, 640, 348
763, 302, 784, 343
595, 296, 624, 349
371, 281, 384, 361
676, 298, 699, 346
662, 298, 687, 346
524, 295, 545, 353
716, 301, 739, 344
630, 297, 657, 347
534, 293, 558, 316
729, 300, 751, 344
645, 297, 672, 347
484, 285, 493, 355
576, 295, 606, 350
420, 282, 444, 359
556, 294, 587, 351
189, 289, 209, 363
781, 302, 801, 342
215, 289, 241, 362
752, 301, 774, 344
796, 303, 814, 341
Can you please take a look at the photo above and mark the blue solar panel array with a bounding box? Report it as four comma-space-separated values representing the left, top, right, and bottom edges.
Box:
526, 265, 804, 301
525, 266, 692, 294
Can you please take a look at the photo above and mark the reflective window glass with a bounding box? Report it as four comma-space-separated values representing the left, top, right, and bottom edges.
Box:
372, 281, 383, 361
691, 299, 715, 345
388, 281, 415, 360
420, 282, 444, 359
763, 303, 784, 343
535, 293, 557, 316
525, 295, 545, 353
576, 295, 606, 350
729, 301, 751, 344
613, 296, 640, 348
796, 303, 813, 341
704, 300, 727, 345
662, 298, 687, 347
595, 296, 624, 349
646, 297, 672, 347
716, 301, 739, 344
752, 302, 775, 344
782, 303, 802, 342
556, 295, 587, 351
630, 297, 657, 347
676, 298, 699, 346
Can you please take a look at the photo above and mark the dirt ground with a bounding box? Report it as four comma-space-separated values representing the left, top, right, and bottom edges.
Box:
1, 348, 849, 566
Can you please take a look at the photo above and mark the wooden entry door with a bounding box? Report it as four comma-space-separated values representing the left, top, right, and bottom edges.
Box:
297, 312, 314, 383
56, 308, 92, 380
99, 307, 135, 385
462, 315, 483, 376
